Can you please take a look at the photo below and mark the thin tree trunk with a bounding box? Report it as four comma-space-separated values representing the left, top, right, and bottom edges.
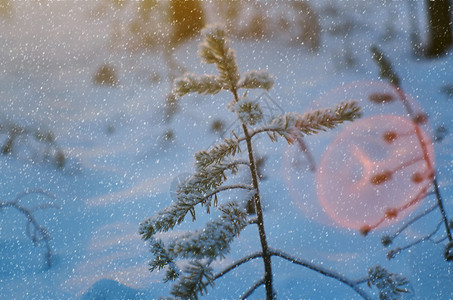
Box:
232, 88, 275, 299
433, 177, 453, 242
242, 123, 275, 300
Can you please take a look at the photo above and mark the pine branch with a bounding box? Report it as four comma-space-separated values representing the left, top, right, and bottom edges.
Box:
173, 73, 223, 97
144, 162, 246, 237
367, 265, 409, 299
253, 100, 362, 143
159, 202, 252, 298
148, 239, 178, 274
198, 25, 240, 92
238, 70, 274, 91
140, 183, 252, 240
164, 202, 248, 260
194, 138, 240, 170
198, 25, 229, 65
202, 184, 255, 214
370, 45, 400, 87
170, 260, 214, 299
234, 97, 264, 126
146, 202, 249, 281
178, 161, 241, 197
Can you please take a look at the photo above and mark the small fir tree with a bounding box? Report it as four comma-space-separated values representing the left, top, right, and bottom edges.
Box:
140, 25, 406, 299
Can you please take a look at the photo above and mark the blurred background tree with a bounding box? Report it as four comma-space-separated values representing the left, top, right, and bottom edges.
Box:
425, 0, 452, 57
0, 0, 12, 19
168, 0, 205, 47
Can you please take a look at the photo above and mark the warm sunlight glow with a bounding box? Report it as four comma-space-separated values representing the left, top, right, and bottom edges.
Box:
316, 115, 435, 230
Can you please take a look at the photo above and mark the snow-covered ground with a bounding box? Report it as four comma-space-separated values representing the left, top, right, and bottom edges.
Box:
0, 1, 452, 299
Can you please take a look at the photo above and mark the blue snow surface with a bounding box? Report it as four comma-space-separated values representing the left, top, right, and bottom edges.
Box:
0, 1, 452, 299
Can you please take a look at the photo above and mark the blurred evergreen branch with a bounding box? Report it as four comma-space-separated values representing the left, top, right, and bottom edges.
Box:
0, 189, 59, 269
370, 45, 453, 260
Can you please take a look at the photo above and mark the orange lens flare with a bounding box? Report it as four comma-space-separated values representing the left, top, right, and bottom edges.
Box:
316, 115, 435, 231
285, 81, 433, 230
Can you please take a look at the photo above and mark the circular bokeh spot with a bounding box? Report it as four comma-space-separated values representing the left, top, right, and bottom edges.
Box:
284, 81, 433, 229
316, 115, 435, 230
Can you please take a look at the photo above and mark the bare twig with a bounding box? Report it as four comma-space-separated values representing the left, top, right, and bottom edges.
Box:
212, 252, 263, 282
386, 220, 443, 260
211, 249, 372, 300
433, 236, 448, 244
433, 177, 452, 241
13, 188, 56, 203
382, 202, 438, 245
268, 248, 371, 300
295, 136, 316, 172
240, 277, 265, 300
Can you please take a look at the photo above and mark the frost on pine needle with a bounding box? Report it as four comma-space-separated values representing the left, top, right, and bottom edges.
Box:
173, 73, 223, 97
140, 161, 249, 240
234, 98, 263, 126
194, 138, 240, 170
172, 201, 247, 259
140, 25, 379, 300
198, 24, 240, 92
147, 202, 248, 293
153, 202, 247, 263
170, 260, 214, 299
261, 100, 361, 143
238, 70, 274, 91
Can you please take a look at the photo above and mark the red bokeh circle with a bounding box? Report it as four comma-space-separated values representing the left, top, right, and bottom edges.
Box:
316, 115, 435, 230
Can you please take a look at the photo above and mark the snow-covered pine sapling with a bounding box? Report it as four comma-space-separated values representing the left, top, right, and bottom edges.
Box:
140, 25, 375, 299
